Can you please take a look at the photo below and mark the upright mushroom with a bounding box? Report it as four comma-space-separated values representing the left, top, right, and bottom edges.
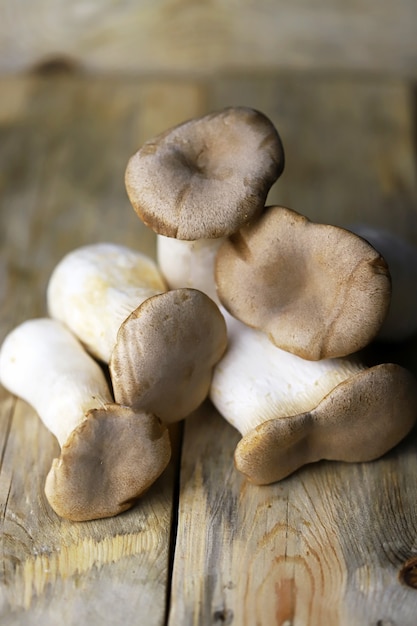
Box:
0, 318, 171, 521
215, 206, 392, 360
47, 243, 227, 423
125, 106, 285, 240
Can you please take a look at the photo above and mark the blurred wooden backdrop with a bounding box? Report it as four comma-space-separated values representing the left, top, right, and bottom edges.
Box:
0, 0, 416, 77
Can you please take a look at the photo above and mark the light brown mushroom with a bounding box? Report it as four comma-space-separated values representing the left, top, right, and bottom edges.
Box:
210, 313, 417, 485
110, 288, 228, 423
215, 205, 392, 360
125, 106, 285, 240
0, 318, 171, 521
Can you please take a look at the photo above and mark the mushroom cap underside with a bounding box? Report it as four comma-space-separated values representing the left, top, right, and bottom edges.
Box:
125, 106, 285, 240
44, 405, 171, 521
234, 363, 417, 485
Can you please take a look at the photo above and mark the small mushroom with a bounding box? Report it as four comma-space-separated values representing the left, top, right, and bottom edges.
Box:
110, 288, 227, 422
47, 242, 167, 363
215, 205, 392, 360
0, 318, 171, 521
47, 243, 228, 422
125, 106, 285, 240
210, 313, 417, 484
347, 224, 417, 342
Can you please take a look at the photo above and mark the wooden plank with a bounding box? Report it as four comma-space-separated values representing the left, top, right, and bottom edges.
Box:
0, 1, 416, 77
169, 404, 417, 625
0, 74, 206, 624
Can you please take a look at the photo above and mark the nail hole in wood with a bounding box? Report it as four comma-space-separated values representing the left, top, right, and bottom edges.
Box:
399, 556, 417, 588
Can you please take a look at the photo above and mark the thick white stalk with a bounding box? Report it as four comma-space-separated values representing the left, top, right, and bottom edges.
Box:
0, 318, 113, 446
210, 312, 364, 435
156, 235, 223, 303
47, 243, 167, 362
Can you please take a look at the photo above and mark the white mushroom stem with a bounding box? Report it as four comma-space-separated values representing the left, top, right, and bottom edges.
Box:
0, 318, 113, 445
348, 224, 417, 342
47, 243, 167, 362
210, 311, 364, 436
156, 234, 223, 304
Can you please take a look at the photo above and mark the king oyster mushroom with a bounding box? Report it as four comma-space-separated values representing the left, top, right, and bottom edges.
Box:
125, 106, 285, 240
0, 318, 171, 521
47, 243, 227, 423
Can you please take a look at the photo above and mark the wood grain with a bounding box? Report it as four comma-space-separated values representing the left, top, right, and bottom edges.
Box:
169, 403, 417, 626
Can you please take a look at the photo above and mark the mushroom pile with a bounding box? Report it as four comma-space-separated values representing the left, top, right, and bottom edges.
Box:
126, 106, 417, 485
1, 105, 417, 522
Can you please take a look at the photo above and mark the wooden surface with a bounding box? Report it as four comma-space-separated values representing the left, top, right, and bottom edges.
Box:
1, 70, 417, 624
0, 0, 417, 77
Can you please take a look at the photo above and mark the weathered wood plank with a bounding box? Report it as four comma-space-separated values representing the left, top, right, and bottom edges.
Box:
0, 74, 205, 624
168, 403, 417, 626
0, 1, 416, 77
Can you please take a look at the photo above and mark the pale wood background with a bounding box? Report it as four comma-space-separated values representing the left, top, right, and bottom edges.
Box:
1, 4, 417, 625
0, 0, 416, 77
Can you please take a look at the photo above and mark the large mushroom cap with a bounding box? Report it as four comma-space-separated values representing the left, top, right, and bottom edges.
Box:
125, 106, 285, 240
110, 288, 228, 422
234, 363, 417, 485
45, 405, 171, 521
216, 206, 392, 360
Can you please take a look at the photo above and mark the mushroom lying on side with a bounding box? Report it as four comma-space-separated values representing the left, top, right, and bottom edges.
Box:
47, 243, 228, 423
125, 106, 285, 240
210, 313, 417, 484
0, 318, 171, 521
215, 206, 392, 360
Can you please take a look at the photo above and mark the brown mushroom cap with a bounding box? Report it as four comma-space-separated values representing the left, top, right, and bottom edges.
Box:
234, 363, 417, 485
44, 405, 171, 522
215, 206, 392, 360
110, 288, 228, 422
125, 107, 285, 240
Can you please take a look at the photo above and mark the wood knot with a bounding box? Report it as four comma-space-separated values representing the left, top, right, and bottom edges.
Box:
399, 556, 417, 588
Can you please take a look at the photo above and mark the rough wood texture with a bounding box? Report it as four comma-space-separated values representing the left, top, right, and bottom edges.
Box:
1, 72, 417, 624
0, 1, 416, 77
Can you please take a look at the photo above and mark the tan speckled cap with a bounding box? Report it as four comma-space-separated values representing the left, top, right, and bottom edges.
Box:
45, 405, 171, 522
110, 288, 228, 422
125, 107, 285, 240
234, 363, 417, 485
216, 206, 392, 360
